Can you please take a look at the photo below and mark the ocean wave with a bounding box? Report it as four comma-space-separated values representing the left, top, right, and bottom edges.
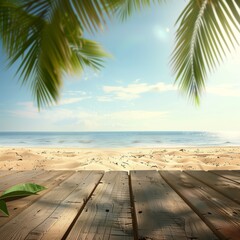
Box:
0, 131, 240, 147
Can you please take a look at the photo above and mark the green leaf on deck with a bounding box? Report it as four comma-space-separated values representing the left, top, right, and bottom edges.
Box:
0, 200, 9, 216
0, 183, 47, 200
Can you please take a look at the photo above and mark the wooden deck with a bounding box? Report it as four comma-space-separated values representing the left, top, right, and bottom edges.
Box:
0, 170, 240, 239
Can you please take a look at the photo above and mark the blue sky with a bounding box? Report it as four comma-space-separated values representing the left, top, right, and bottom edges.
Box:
0, 0, 240, 132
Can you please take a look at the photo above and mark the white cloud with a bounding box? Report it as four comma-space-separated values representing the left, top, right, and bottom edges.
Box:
134, 78, 141, 83
110, 110, 168, 121
207, 84, 240, 97
100, 110, 169, 131
73, 110, 169, 131
17, 102, 32, 107
59, 96, 91, 105
59, 91, 91, 105
9, 102, 169, 131
10, 102, 69, 122
97, 96, 113, 102
9, 102, 39, 119
102, 82, 176, 100
202, 45, 240, 100
64, 90, 87, 96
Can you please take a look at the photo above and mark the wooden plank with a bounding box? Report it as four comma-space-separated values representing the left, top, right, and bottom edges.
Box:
28, 171, 103, 240
130, 170, 217, 240
185, 170, 240, 204
0, 170, 45, 191
0, 170, 74, 225
0, 170, 19, 178
161, 171, 240, 240
66, 171, 133, 240
210, 170, 240, 184
0, 171, 103, 240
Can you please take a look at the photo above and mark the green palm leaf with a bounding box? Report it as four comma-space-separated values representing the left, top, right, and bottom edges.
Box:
109, 0, 164, 20
0, 0, 110, 108
0, 183, 46, 200
0, 200, 8, 216
171, 0, 239, 104
0, 183, 46, 216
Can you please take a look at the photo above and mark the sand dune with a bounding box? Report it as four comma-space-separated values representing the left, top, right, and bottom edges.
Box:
0, 147, 239, 171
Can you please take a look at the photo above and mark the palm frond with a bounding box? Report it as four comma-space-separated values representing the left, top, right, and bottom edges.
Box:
0, 0, 110, 109
70, 38, 111, 72
108, 0, 164, 20
171, 0, 240, 104
32, 61, 61, 108
70, 0, 110, 33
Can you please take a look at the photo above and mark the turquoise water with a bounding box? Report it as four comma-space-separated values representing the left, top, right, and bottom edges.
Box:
0, 131, 239, 148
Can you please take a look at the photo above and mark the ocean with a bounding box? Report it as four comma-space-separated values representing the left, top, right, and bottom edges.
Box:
0, 131, 239, 148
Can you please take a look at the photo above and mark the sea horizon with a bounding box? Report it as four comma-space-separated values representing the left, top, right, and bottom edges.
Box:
0, 131, 240, 148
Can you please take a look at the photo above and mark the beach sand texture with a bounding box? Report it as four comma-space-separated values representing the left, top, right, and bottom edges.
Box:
0, 147, 239, 171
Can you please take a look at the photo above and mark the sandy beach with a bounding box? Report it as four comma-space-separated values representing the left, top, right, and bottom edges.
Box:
0, 146, 239, 171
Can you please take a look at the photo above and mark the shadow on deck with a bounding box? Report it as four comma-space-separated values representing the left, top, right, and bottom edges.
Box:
0, 170, 240, 239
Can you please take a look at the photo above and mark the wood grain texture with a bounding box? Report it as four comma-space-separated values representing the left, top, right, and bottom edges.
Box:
210, 170, 240, 184
27, 171, 103, 240
161, 171, 240, 240
66, 171, 133, 240
130, 170, 217, 240
0, 170, 19, 179
0, 170, 239, 239
0, 171, 103, 240
185, 170, 240, 204
0, 170, 45, 191
0, 170, 73, 226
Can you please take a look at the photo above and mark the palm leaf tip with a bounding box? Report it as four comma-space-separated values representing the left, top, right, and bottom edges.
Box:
172, 0, 240, 103
0, 200, 9, 216
0, 183, 47, 200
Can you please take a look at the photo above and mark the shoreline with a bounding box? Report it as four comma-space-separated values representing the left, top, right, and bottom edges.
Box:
0, 146, 240, 171
1, 144, 240, 149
